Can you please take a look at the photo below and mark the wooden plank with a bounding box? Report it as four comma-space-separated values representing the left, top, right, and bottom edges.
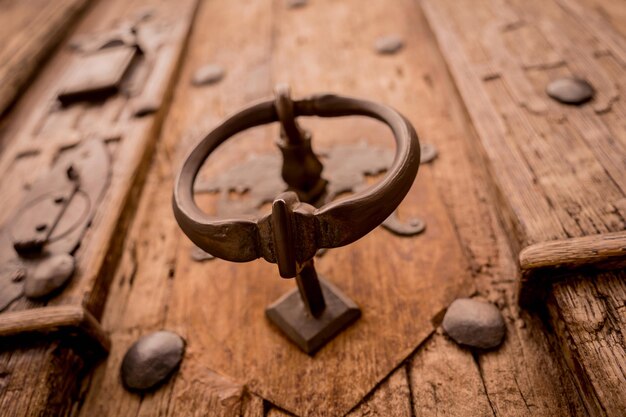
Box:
393, 2, 587, 416
167, 0, 473, 414
421, 0, 625, 249
0, 338, 86, 417
420, 0, 626, 414
0, 0, 90, 120
0, 0, 199, 414
409, 333, 494, 416
550, 271, 626, 417
74, 0, 274, 415
346, 367, 412, 417
271, 365, 412, 417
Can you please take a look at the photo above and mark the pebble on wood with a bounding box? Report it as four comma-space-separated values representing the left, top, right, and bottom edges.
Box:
191, 64, 225, 86
374, 35, 404, 55
121, 331, 185, 391
546, 77, 594, 105
24, 254, 75, 299
287, 0, 307, 8
442, 298, 505, 349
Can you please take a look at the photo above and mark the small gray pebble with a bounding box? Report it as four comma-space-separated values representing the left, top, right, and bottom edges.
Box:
546, 77, 594, 105
121, 331, 185, 391
192, 64, 225, 86
442, 298, 505, 349
374, 35, 404, 55
24, 254, 75, 299
420, 143, 438, 164
287, 0, 307, 8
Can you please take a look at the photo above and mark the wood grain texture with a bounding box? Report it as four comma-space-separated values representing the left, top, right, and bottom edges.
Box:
269, 366, 413, 417
398, 2, 587, 415
420, 0, 625, 251
0, 0, 90, 119
0, 338, 86, 417
420, 0, 625, 414
575, 0, 626, 38
73, 1, 273, 416
409, 333, 493, 416
346, 367, 412, 417
0, 0, 198, 415
550, 271, 626, 417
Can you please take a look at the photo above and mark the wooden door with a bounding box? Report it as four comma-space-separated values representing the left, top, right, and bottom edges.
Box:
0, 0, 623, 416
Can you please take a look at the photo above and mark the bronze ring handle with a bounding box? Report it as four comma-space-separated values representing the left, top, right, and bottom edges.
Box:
173, 93, 420, 276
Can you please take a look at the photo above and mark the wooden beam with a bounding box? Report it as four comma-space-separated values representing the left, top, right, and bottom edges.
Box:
420, 0, 626, 414
519, 231, 626, 304
0, 306, 109, 352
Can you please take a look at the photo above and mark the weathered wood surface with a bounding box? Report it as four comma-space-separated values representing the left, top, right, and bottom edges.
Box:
72, 0, 474, 415
75, 0, 586, 416
0, 0, 197, 317
420, 0, 625, 414
2, 0, 623, 415
550, 271, 626, 417
0, 337, 86, 417
0, 0, 198, 414
0, 0, 90, 120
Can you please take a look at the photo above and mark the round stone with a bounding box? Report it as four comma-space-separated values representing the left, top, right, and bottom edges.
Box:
121, 331, 185, 391
442, 298, 505, 349
192, 64, 225, 86
287, 0, 307, 8
374, 35, 404, 55
546, 77, 594, 105
420, 143, 438, 164
24, 254, 75, 299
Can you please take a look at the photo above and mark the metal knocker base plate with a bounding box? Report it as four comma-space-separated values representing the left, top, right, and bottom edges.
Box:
266, 278, 360, 354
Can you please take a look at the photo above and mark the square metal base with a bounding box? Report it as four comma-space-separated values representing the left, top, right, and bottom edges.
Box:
266, 278, 361, 354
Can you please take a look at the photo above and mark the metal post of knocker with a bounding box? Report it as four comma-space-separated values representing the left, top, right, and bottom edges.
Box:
173, 85, 421, 354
